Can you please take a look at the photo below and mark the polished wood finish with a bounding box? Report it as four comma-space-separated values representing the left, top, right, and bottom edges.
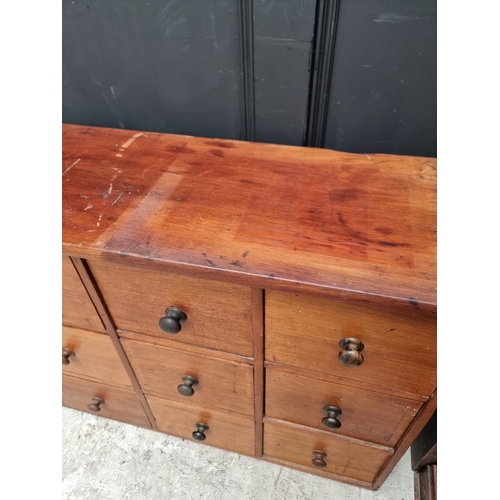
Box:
70, 257, 158, 429
121, 339, 254, 416
263, 420, 392, 483
88, 259, 253, 356
265, 291, 436, 397
62, 257, 105, 332
62, 124, 436, 315
62, 125, 437, 490
62, 326, 133, 389
63, 375, 151, 428
146, 395, 255, 456
265, 368, 421, 447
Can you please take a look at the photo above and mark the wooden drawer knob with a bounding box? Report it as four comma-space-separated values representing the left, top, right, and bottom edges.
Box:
177, 375, 199, 397
159, 307, 187, 334
62, 348, 75, 365
322, 405, 342, 430
311, 450, 327, 468
338, 338, 364, 367
192, 422, 209, 441
87, 396, 104, 412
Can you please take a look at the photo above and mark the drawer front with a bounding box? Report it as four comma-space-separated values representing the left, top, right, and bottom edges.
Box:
265, 368, 421, 447
122, 339, 254, 416
62, 326, 132, 389
264, 421, 391, 483
265, 291, 436, 397
62, 257, 105, 332
147, 395, 255, 456
62, 375, 150, 428
88, 260, 253, 356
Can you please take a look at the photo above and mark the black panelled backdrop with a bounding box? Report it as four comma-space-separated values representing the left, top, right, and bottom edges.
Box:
63, 0, 436, 157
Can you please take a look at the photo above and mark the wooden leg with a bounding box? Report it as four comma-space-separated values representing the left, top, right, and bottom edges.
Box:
414, 465, 437, 500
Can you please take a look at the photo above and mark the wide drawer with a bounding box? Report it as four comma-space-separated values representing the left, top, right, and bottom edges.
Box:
121, 339, 254, 416
265, 367, 421, 447
265, 291, 436, 397
263, 420, 391, 484
88, 260, 253, 356
62, 375, 150, 428
62, 257, 105, 332
62, 326, 132, 389
147, 395, 255, 456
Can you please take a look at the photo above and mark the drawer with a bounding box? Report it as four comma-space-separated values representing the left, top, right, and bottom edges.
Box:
265, 368, 421, 447
147, 395, 255, 456
263, 420, 391, 484
62, 375, 151, 428
62, 326, 132, 389
88, 260, 253, 356
62, 257, 105, 332
121, 339, 254, 416
265, 291, 436, 397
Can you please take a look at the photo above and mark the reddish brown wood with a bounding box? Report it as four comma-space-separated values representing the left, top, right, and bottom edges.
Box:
121, 338, 254, 416
70, 257, 158, 430
62, 257, 105, 332
62, 326, 133, 389
62, 124, 436, 315
87, 259, 254, 356
252, 288, 264, 456
265, 291, 436, 397
146, 395, 255, 457
63, 375, 151, 428
372, 390, 437, 490
265, 367, 422, 447
263, 419, 392, 484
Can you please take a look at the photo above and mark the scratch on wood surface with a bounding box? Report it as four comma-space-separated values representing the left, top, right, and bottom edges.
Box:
116, 153, 123, 157
121, 132, 144, 149
110, 193, 123, 207
62, 158, 80, 176
365, 154, 372, 160
84, 203, 93, 211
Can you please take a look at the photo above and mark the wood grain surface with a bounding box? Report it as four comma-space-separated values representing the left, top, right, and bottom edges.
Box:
62, 257, 105, 332
263, 420, 392, 484
88, 259, 253, 356
62, 326, 133, 389
62, 124, 436, 314
121, 338, 254, 416
63, 374, 151, 428
265, 291, 436, 397
146, 395, 255, 456
265, 367, 421, 447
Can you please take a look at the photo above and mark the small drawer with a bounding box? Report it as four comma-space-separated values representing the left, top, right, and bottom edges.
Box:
265, 291, 436, 397
62, 326, 132, 389
147, 395, 255, 456
62, 375, 151, 428
265, 367, 422, 447
62, 257, 105, 332
122, 339, 254, 416
263, 420, 391, 484
88, 260, 253, 356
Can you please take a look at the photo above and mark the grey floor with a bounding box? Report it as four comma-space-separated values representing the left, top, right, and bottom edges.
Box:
62, 407, 414, 500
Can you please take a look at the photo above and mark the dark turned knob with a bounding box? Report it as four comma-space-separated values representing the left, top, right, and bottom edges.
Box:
311, 450, 327, 469
62, 348, 75, 365
177, 375, 198, 397
322, 405, 342, 430
87, 397, 104, 412
338, 338, 365, 367
192, 422, 209, 441
159, 307, 187, 334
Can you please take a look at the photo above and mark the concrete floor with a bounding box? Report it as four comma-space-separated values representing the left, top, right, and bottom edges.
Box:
62, 407, 414, 499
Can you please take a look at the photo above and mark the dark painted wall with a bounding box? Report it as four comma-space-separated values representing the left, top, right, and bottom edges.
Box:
63, 0, 436, 157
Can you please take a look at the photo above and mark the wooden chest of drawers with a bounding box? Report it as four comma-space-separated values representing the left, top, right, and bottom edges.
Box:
62, 124, 436, 490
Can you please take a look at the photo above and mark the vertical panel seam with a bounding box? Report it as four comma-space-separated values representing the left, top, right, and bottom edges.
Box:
239, 0, 256, 141
305, 0, 341, 147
